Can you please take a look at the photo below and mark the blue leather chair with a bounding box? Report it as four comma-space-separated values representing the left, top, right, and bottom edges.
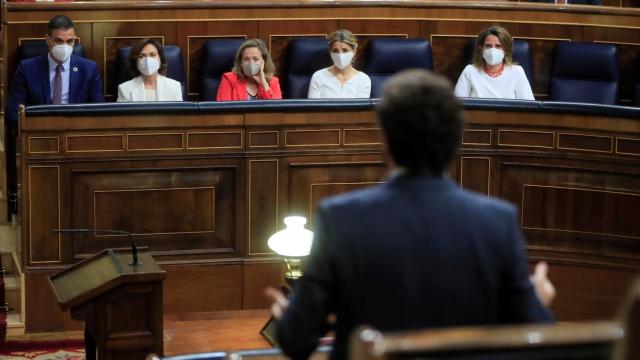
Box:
114, 45, 187, 100
365, 38, 433, 98
18, 40, 85, 60
283, 37, 332, 98
549, 42, 619, 105
199, 39, 245, 101
463, 38, 534, 87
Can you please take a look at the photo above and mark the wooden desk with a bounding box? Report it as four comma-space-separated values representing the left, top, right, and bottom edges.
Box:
18, 100, 640, 332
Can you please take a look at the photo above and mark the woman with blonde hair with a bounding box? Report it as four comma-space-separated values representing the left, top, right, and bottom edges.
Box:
454, 26, 534, 100
216, 38, 282, 101
308, 29, 371, 98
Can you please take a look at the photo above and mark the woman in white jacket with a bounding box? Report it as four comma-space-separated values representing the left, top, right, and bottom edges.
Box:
117, 38, 182, 102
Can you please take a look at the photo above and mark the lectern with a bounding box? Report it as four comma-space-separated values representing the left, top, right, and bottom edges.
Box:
49, 249, 165, 360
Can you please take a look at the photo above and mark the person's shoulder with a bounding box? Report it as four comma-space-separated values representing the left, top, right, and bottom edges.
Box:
118, 76, 137, 89
507, 64, 526, 75
311, 67, 331, 78
19, 54, 46, 69
355, 70, 371, 82
456, 187, 517, 218
71, 55, 97, 68
221, 71, 238, 81
318, 183, 387, 213
160, 75, 181, 86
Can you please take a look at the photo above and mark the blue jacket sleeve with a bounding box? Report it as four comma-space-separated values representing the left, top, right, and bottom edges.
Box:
88, 62, 105, 103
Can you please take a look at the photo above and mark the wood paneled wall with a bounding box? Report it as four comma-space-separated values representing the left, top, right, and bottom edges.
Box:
3, 1, 640, 102
19, 103, 640, 332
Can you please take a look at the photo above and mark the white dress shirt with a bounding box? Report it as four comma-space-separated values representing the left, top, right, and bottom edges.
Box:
308, 67, 371, 99
454, 64, 534, 100
48, 53, 71, 104
117, 75, 183, 102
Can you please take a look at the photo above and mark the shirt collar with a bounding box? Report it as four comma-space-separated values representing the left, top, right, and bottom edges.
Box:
48, 53, 72, 73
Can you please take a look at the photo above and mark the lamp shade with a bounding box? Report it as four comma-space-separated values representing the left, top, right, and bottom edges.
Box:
267, 216, 314, 257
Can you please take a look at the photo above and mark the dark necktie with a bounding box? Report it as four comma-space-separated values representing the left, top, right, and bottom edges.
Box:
52, 64, 63, 104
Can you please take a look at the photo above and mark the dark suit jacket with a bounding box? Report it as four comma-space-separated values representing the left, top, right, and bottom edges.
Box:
527, 0, 602, 4
5, 54, 104, 128
277, 175, 554, 360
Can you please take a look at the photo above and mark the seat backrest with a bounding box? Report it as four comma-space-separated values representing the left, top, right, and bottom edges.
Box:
283, 37, 332, 99
549, 42, 619, 105
199, 39, 245, 101
462, 38, 534, 87
18, 40, 85, 61
114, 45, 187, 99
350, 322, 623, 360
365, 38, 433, 98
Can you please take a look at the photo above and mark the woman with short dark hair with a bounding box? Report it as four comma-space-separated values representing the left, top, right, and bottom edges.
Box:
216, 38, 282, 101
117, 38, 182, 102
454, 26, 534, 100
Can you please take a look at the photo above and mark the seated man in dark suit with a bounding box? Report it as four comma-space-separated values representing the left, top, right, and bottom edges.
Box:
5, 14, 104, 217
267, 69, 555, 360
5, 14, 104, 128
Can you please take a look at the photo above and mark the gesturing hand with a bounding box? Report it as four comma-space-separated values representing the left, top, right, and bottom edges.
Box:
529, 261, 556, 307
264, 286, 289, 320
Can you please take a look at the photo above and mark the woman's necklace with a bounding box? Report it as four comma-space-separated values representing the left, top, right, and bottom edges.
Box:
484, 63, 504, 78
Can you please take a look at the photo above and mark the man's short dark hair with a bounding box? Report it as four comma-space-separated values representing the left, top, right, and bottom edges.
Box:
48, 15, 75, 35
377, 69, 464, 175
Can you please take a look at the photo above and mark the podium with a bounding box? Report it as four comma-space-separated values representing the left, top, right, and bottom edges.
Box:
49, 249, 166, 360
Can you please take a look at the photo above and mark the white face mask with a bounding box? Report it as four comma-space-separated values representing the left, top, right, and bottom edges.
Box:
138, 56, 160, 76
51, 44, 73, 63
242, 61, 260, 76
331, 52, 354, 70
482, 48, 505, 66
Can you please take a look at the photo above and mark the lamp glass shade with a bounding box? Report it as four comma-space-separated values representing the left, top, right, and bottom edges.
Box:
268, 216, 314, 257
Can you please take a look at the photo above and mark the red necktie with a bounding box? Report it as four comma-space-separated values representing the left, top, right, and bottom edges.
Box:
52, 64, 63, 104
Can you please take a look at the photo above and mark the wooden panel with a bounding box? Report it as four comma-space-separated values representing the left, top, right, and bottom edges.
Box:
617, 137, 640, 156
499, 130, 555, 148
187, 131, 243, 149
127, 133, 183, 151
462, 129, 492, 146
28, 137, 59, 154
94, 187, 215, 234
242, 261, 284, 309
28, 166, 60, 263
70, 165, 237, 257
249, 131, 279, 148
284, 129, 340, 147
343, 128, 383, 146
67, 134, 124, 152
460, 157, 491, 196
557, 133, 613, 153
163, 263, 242, 314
501, 162, 640, 261
25, 272, 82, 332
248, 160, 279, 255
522, 185, 640, 238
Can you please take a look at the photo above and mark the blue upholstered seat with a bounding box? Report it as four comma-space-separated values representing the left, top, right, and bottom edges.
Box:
283, 37, 332, 99
462, 38, 534, 87
365, 38, 433, 98
549, 42, 619, 105
199, 39, 245, 101
114, 45, 187, 99
18, 40, 85, 60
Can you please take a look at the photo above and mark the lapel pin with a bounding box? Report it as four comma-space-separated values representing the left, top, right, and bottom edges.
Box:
72, 66, 78, 72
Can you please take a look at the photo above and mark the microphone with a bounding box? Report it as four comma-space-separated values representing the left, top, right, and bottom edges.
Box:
54, 228, 142, 266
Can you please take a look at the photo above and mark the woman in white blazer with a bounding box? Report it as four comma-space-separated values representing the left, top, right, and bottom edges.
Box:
117, 38, 183, 102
